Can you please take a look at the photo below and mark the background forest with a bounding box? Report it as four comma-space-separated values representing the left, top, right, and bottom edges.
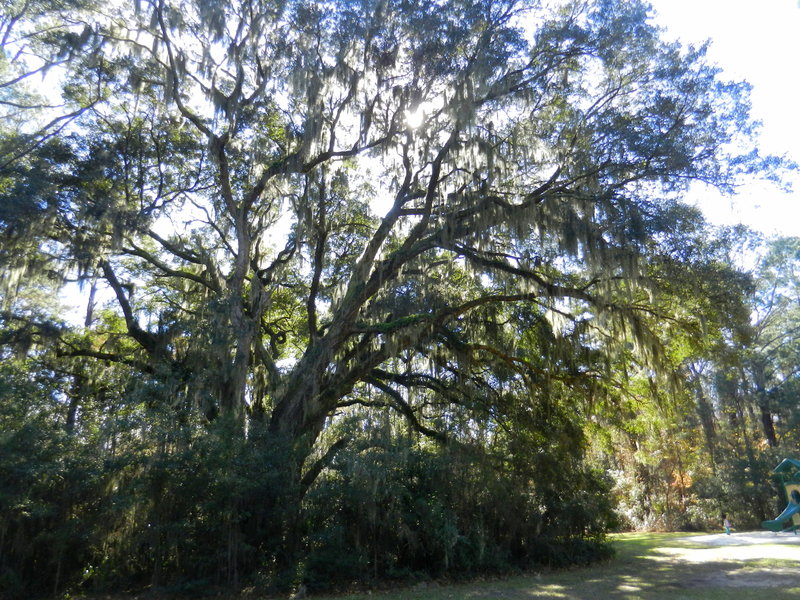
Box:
1, 0, 798, 597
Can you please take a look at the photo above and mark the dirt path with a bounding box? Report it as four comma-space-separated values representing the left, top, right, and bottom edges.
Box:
653, 531, 800, 591
676, 530, 800, 548
308, 532, 800, 599
424, 531, 800, 599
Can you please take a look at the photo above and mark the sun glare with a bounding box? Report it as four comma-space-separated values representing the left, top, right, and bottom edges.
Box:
405, 106, 425, 129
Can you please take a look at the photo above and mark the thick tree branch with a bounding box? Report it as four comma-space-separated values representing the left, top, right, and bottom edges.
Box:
56, 347, 153, 373
300, 436, 350, 493
365, 376, 448, 442
100, 260, 159, 354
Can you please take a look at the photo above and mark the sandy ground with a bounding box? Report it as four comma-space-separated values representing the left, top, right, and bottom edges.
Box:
647, 530, 800, 589
678, 530, 800, 547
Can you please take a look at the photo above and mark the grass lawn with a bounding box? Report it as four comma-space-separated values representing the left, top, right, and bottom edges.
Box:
308, 531, 800, 600
70, 532, 800, 599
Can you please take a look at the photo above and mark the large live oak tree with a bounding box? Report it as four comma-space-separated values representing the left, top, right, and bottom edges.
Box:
0, 0, 784, 514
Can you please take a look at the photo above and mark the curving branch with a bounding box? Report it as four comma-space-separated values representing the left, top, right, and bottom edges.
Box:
365, 375, 448, 442
300, 436, 350, 493
124, 242, 219, 292
100, 260, 159, 354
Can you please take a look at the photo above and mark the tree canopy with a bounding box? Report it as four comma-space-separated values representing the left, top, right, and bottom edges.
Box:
2, 0, 778, 435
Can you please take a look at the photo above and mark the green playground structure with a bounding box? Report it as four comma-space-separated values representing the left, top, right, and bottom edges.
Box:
762, 458, 800, 533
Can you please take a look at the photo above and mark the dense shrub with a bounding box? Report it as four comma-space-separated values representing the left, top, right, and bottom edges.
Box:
0, 400, 616, 597
298, 439, 617, 591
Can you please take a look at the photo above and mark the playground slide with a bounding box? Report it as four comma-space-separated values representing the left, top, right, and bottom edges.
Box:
762, 501, 800, 532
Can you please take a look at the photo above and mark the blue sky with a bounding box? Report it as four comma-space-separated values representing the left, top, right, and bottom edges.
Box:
647, 0, 800, 237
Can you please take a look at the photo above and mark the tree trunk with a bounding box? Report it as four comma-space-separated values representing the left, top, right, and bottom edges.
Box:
688, 364, 717, 472
760, 403, 778, 448
693, 383, 717, 469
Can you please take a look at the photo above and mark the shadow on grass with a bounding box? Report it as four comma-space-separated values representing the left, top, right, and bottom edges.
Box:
319, 533, 800, 600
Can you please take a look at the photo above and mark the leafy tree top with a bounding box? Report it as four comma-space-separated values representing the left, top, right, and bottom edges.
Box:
0, 0, 792, 448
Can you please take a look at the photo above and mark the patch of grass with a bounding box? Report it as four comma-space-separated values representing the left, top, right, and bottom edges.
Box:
305, 533, 800, 600
69, 533, 800, 600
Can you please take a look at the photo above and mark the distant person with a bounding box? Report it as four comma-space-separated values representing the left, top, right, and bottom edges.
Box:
723, 514, 732, 535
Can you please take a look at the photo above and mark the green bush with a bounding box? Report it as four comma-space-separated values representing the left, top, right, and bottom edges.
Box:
297, 438, 616, 591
